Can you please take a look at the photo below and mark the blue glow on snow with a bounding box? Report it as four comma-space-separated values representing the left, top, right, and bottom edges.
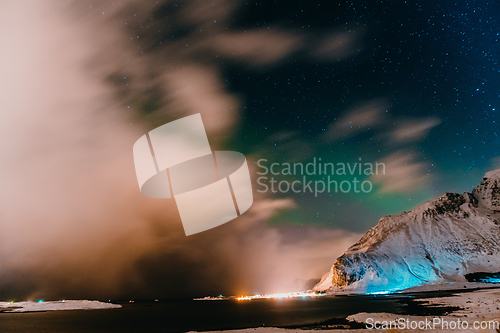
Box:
365, 290, 392, 295
483, 277, 500, 283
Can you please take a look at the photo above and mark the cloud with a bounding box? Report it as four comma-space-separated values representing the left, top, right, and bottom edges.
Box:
320, 99, 440, 195
180, 0, 239, 28
161, 65, 240, 144
389, 117, 441, 143
212, 29, 304, 65
210, 28, 362, 66
370, 151, 432, 193
0, 0, 363, 301
322, 101, 441, 146
322, 99, 389, 141
310, 29, 365, 61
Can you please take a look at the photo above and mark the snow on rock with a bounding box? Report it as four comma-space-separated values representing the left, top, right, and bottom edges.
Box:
0, 300, 121, 313
473, 169, 500, 211
314, 169, 500, 293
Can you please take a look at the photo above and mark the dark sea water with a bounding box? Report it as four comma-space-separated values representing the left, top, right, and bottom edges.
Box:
0, 292, 458, 333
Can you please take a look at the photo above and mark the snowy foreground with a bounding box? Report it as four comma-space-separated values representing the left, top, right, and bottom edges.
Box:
346, 288, 500, 332
194, 287, 500, 333
347, 289, 500, 332
0, 300, 121, 313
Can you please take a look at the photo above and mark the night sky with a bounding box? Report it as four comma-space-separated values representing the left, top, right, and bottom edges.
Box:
109, 0, 500, 232
220, 0, 500, 231
2, 0, 500, 300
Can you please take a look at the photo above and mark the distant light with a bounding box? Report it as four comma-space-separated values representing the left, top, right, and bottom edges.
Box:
367, 291, 391, 295
234, 291, 323, 301
37, 300, 44, 303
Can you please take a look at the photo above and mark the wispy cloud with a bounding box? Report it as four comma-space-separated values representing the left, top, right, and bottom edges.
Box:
370, 151, 432, 193
310, 28, 365, 61
320, 98, 440, 194
389, 117, 441, 143
322, 99, 389, 141
0, 0, 364, 300
212, 29, 304, 65
161, 65, 240, 144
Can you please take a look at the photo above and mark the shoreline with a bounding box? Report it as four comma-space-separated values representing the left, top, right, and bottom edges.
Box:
192, 287, 500, 332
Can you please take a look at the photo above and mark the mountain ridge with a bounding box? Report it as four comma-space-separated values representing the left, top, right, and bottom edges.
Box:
313, 169, 500, 293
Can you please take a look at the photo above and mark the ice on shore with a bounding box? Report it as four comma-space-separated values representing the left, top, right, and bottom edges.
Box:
0, 300, 121, 313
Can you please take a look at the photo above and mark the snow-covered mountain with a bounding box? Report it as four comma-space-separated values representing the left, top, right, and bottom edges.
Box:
314, 169, 500, 293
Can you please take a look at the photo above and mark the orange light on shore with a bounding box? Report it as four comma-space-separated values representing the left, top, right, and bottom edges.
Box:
235, 291, 323, 301
194, 291, 326, 301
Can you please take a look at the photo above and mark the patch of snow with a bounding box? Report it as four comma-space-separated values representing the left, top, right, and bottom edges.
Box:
0, 300, 121, 313
398, 282, 499, 293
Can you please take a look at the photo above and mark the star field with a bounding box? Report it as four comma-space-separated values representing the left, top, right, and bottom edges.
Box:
223, 0, 500, 231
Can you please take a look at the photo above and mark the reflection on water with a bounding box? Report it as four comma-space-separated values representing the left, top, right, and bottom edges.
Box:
1, 295, 403, 333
